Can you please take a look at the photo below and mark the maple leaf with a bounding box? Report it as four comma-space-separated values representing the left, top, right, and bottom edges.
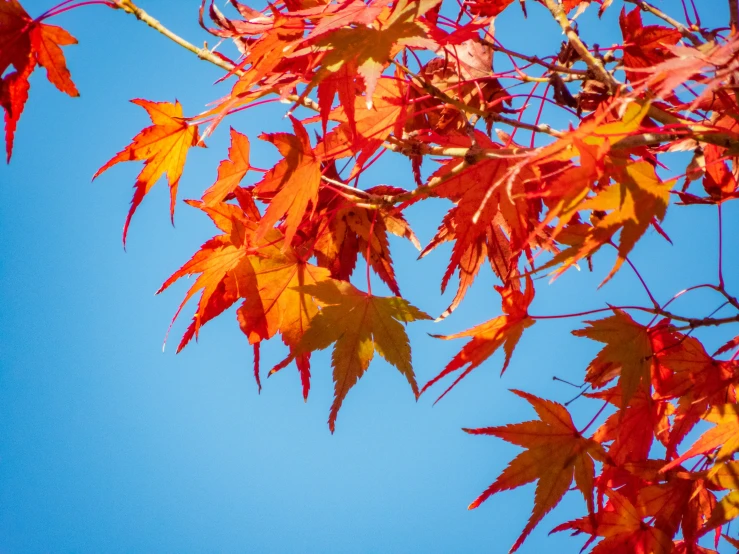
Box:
157, 190, 332, 395
408, 40, 509, 137
553, 490, 674, 554
421, 277, 534, 402
699, 145, 739, 204
29, 19, 78, 97
202, 127, 251, 206
588, 385, 672, 464
619, 7, 681, 86
544, 159, 674, 283
663, 404, 739, 472
0, 0, 33, 76
652, 333, 739, 457
421, 131, 539, 318
465, 0, 514, 17
0, 61, 30, 162
237, 242, 332, 399
157, 192, 263, 353
0, 0, 78, 160
464, 390, 606, 553
295, 279, 431, 432
635, 469, 715, 546
572, 309, 655, 410
303, 0, 438, 105
253, 115, 322, 248
645, 36, 739, 109
528, 101, 656, 269
715, 334, 739, 357
313, 187, 419, 296
319, 76, 409, 175
93, 99, 201, 245
695, 487, 739, 538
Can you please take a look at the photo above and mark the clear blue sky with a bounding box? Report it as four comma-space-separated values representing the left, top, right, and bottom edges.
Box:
1, 1, 737, 552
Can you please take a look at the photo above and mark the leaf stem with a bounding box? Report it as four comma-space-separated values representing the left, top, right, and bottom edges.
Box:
43, 1, 116, 18
579, 399, 610, 435
620, 249, 659, 309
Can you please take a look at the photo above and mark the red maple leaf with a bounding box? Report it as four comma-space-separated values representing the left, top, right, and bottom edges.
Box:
0, 0, 78, 160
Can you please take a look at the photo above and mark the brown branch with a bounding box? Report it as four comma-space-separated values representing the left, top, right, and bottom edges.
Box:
114, 0, 237, 72
111, 0, 739, 212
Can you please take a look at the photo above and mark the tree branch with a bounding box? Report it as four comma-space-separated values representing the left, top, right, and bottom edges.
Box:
542, 0, 619, 92
114, 0, 236, 72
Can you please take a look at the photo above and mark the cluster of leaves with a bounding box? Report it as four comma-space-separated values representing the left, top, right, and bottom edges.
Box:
5, 0, 739, 551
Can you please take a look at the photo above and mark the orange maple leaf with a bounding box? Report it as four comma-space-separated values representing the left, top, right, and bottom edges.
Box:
663, 403, 739, 472
702, 489, 739, 536
254, 115, 322, 248
464, 390, 606, 553
29, 19, 78, 97
542, 158, 673, 283
158, 189, 332, 396
636, 475, 715, 548
295, 279, 431, 432
93, 99, 201, 245
303, 0, 438, 105
319, 76, 409, 175
157, 192, 263, 353
237, 241, 332, 399
202, 127, 250, 206
421, 277, 534, 402
573, 309, 655, 410
553, 490, 674, 554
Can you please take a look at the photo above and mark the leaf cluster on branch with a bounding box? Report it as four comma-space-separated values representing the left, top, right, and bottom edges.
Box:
4, 0, 739, 551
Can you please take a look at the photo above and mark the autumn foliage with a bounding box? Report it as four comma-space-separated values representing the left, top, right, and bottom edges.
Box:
6, 0, 739, 551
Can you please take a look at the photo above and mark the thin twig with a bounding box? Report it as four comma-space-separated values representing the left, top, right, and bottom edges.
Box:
480, 39, 589, 76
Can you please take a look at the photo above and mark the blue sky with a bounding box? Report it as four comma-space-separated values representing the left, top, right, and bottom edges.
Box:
1, 1, 738, 552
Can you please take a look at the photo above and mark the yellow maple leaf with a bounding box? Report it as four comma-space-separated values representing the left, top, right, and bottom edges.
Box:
295, 279, 431, 432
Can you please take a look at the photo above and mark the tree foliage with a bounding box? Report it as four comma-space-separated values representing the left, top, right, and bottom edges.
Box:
4, 0, 739, 551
